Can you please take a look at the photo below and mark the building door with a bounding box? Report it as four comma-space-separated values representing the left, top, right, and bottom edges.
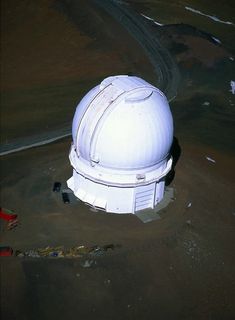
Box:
134, 183, 155, 212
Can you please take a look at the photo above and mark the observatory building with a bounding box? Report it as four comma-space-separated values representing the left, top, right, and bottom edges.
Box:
67, 75, 173, 214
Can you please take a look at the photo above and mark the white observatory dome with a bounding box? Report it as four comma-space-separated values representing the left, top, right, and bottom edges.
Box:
68, 75, 173, 214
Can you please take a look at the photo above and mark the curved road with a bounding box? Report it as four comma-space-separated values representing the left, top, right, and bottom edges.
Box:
94, 0, 180, 100
0, 0, 180, 156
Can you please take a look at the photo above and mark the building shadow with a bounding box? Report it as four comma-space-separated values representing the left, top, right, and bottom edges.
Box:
165, 136, 181, 186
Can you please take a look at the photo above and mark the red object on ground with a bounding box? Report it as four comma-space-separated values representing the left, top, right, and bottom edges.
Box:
0, 246, 13, 256
0, 208, 17, 221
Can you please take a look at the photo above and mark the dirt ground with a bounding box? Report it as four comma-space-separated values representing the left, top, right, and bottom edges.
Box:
1, 0, 235, 319
1, 138, 235, 320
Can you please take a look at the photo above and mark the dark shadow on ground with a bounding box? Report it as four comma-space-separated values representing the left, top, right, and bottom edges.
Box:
165, 136, 181, 186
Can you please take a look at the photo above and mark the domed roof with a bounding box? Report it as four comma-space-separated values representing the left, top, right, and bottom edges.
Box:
72, 75, 173, 171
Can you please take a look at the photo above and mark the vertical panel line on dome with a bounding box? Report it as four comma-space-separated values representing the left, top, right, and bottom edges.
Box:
89, 90, 126, 165
88, 87, 126, 164
89, 86, 159, 169
75, 84, 113, 158
83, 85, 122, 161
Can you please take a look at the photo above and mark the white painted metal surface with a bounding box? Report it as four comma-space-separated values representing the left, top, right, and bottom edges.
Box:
67, 75, 173, 214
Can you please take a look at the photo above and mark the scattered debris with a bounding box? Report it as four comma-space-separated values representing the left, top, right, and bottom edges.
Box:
183, 238, 199, 259
187, 202, 192, 208
81, 260, 94, 268
230, 80, 235, 94
15, 244, 119, 259
206, 156, 216, 163
202, 101, 210, 106
16, 250, 41, 258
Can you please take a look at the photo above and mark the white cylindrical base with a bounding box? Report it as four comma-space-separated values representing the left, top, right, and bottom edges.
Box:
67, 170, 166, 214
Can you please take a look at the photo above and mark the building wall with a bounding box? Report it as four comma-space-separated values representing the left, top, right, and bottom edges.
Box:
68, 170, 165, 214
